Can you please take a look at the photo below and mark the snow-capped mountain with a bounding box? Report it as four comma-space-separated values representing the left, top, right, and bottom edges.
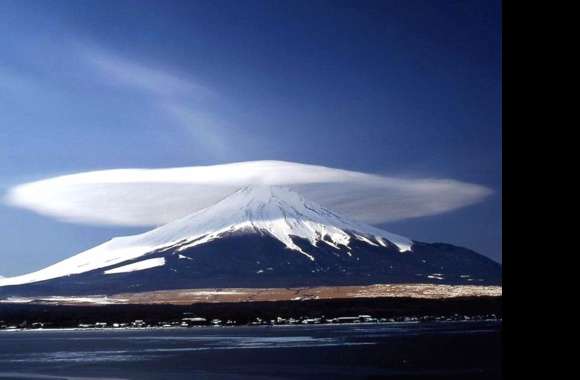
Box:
0, 186, 501, 296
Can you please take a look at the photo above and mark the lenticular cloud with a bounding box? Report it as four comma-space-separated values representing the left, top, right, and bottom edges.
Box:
3, 160, 492, 226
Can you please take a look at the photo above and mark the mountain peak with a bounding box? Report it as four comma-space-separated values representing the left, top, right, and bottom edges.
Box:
171, 184, 412, 257
238, 185, 300, 199
215, 185, 307, 211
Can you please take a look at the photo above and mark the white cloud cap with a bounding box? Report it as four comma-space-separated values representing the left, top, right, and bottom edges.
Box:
4, 160, 492, 226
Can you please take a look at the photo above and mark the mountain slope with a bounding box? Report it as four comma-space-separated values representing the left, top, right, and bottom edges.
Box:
0, 186, 500, 296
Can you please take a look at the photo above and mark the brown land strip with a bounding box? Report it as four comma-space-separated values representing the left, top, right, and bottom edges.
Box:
110, 283, 502, 305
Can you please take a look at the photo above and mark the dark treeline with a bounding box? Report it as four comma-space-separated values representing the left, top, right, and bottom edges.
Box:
0, 296, 501, 327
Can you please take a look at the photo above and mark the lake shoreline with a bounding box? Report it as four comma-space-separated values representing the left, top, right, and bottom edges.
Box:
1, 295, 501, 329
0, 318, 501, 333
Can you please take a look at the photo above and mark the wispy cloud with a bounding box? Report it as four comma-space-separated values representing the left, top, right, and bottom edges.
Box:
85, 49, 213, 99
3, 160, 492, 227
81, 46, 225, 158
163, 103, 228, 156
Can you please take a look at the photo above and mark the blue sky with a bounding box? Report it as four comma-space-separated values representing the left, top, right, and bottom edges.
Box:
0, 0, 501, 276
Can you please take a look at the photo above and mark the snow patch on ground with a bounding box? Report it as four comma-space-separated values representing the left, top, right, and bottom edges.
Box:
0, 296, 127, 304
104, 257, 166, 275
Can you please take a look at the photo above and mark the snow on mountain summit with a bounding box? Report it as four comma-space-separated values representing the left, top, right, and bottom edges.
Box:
0, 186, 412, 287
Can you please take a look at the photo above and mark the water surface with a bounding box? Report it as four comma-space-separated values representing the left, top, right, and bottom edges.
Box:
0, 321, 501, 379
